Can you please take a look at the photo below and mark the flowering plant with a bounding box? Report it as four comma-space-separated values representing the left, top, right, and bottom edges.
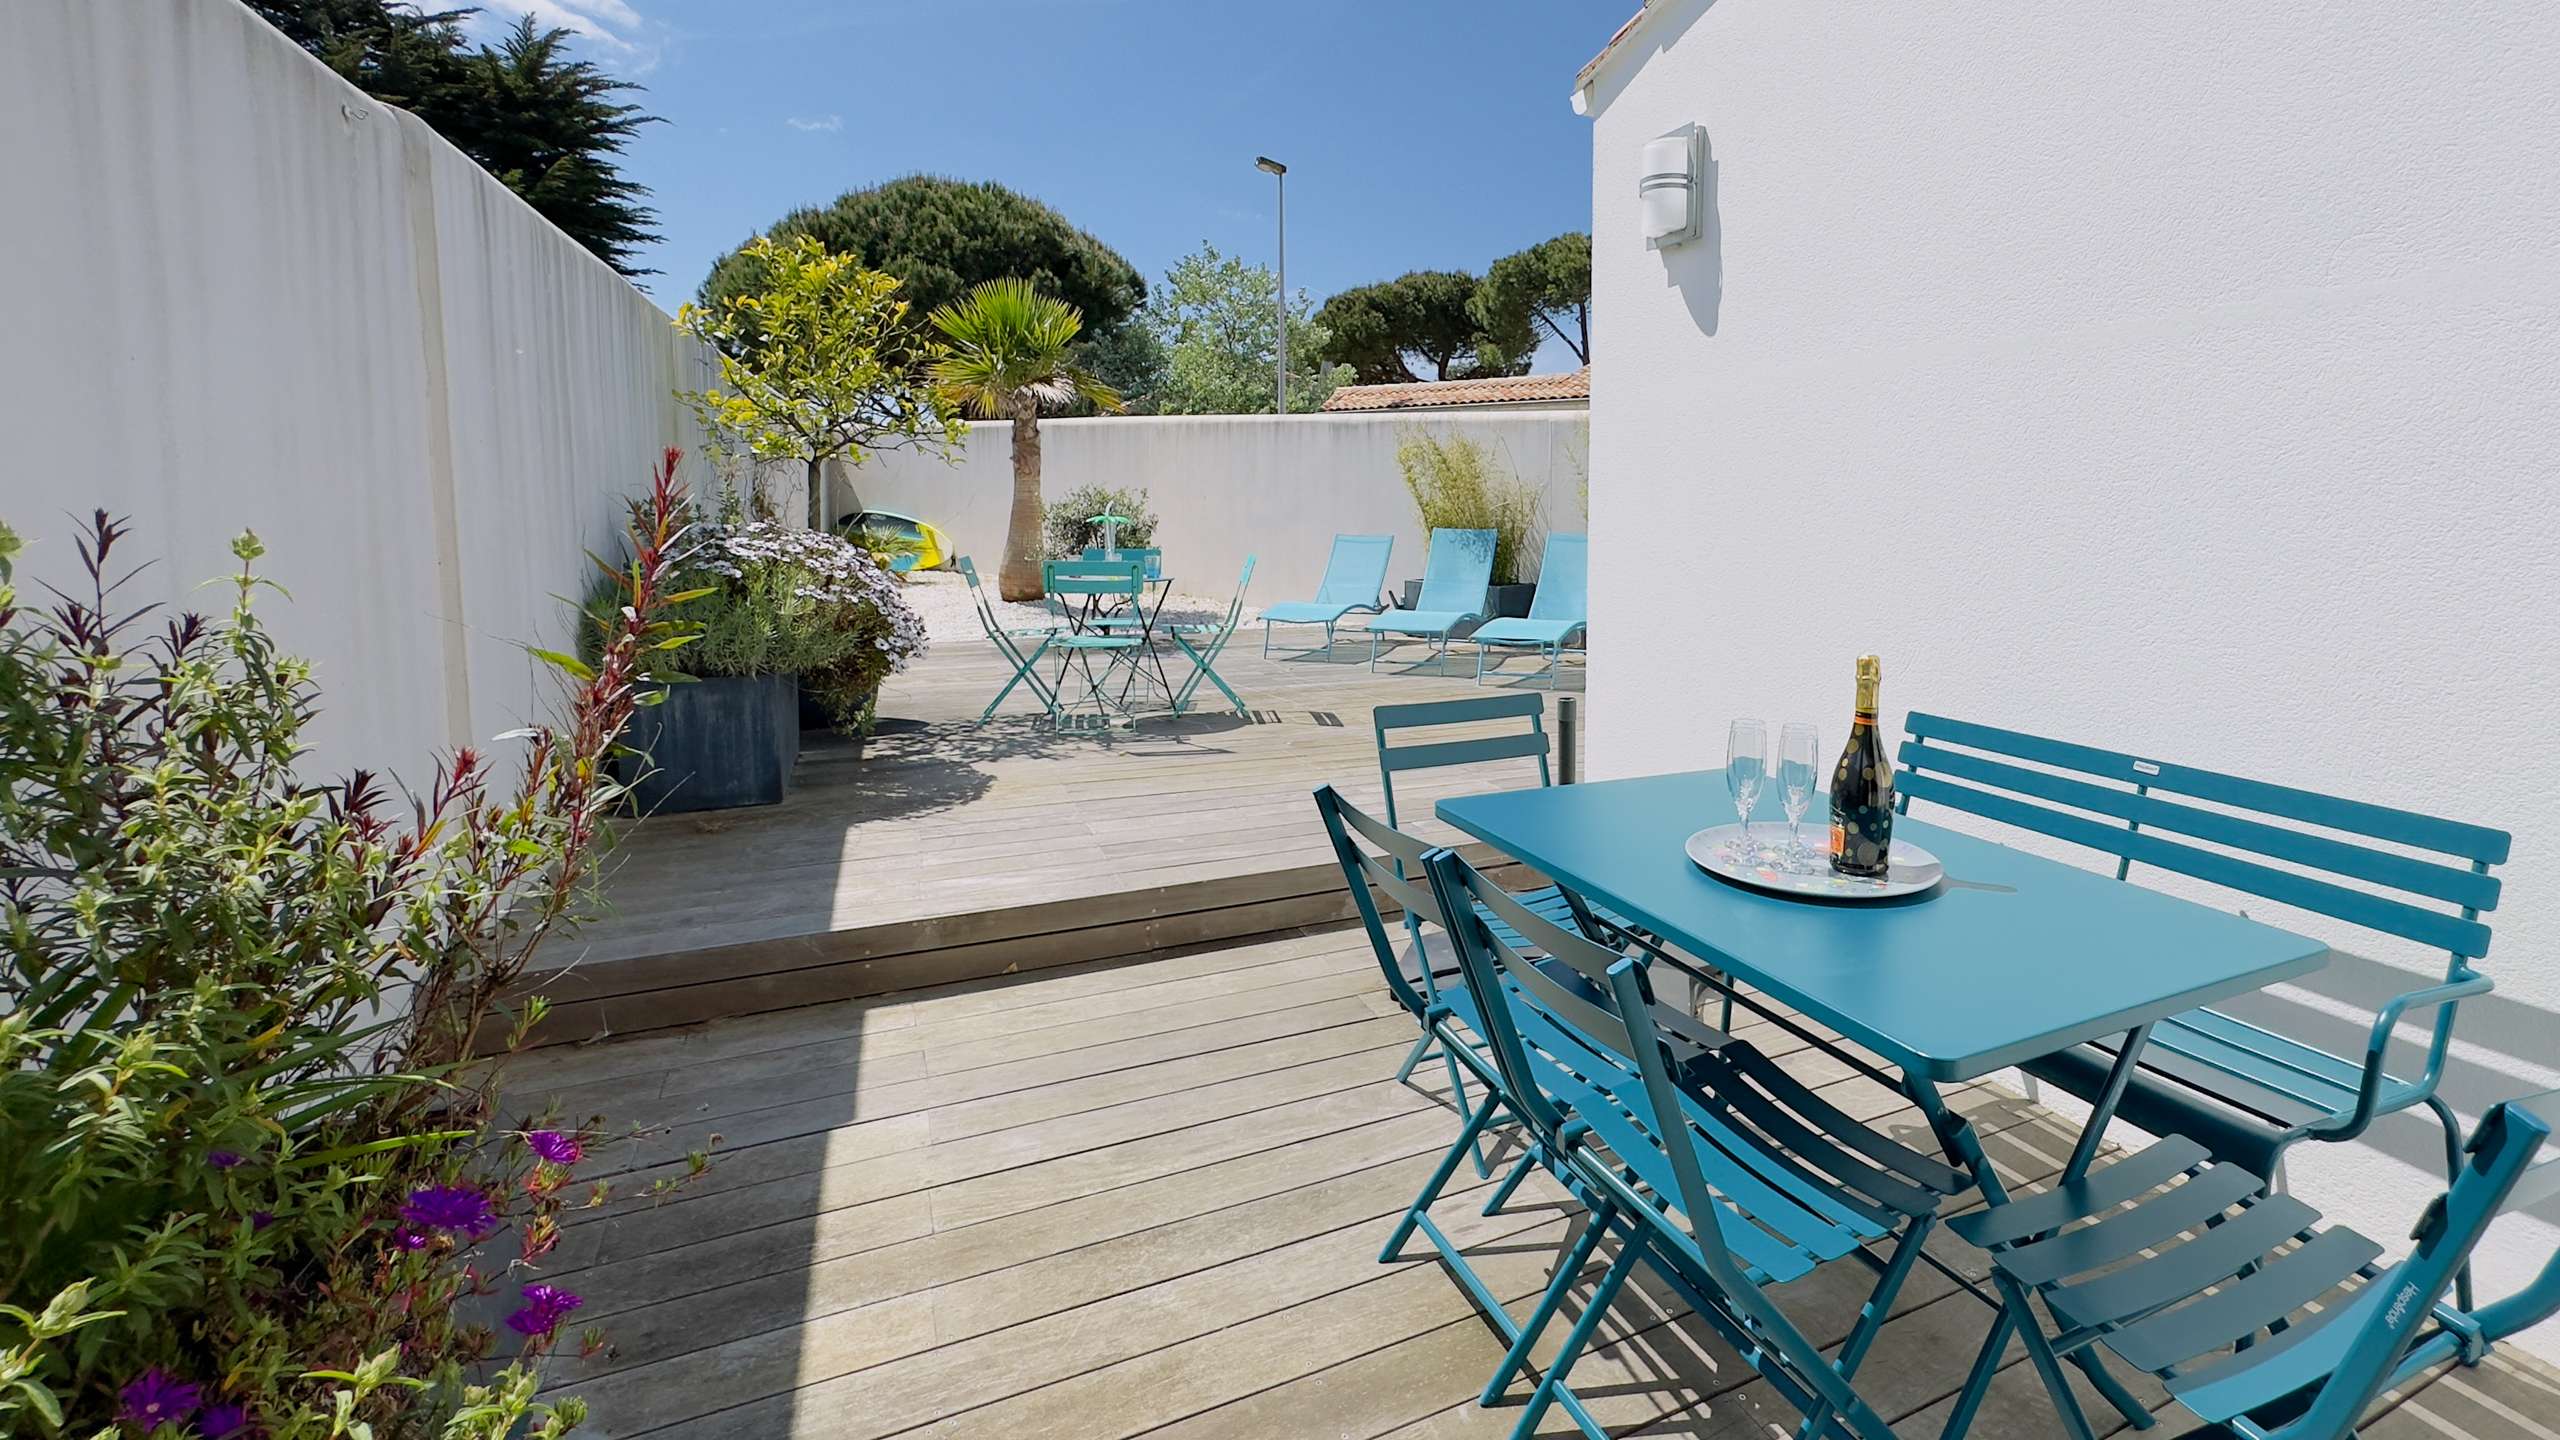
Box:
588, 506, 927, 729
0, 454, 702, 1437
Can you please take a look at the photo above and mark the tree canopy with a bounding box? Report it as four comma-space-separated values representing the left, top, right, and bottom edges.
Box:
1472, 233, 1592, 365
245, 3, 660, 275
700, 177, 1147, 343
1315, 270, 1533, 384
676, 236, 962, 526
1136, 243, 1349, 415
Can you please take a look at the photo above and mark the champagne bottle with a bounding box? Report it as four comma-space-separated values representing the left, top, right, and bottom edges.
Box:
1829, 655, 1895, 878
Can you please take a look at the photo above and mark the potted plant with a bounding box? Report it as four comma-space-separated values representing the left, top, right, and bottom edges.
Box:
1395, 430, 1544, 619
1043, 483, 1160, 569
590, 503, 928, 812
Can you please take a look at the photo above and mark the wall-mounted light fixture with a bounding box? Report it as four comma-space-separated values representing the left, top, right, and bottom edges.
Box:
1640, 128, 1706, 249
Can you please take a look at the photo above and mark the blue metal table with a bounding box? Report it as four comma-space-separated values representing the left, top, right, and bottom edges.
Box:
1436, 770, 2329, 1086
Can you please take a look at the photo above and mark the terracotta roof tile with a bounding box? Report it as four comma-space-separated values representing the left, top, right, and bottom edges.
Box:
1318, 367, 1590, 413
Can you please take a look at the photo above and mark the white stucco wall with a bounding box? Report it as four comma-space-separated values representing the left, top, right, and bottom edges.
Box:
0, 0, 713, 781
842, 412, 1591, 602
1583, 0, 2560, 1356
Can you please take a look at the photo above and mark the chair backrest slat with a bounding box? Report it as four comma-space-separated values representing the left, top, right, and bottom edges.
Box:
1526, 533, 1589, 624
1907, 713, 2510, 863
1040, 558, 1148, 597
1899, 770, 2492, 958
1413, 528, 1497, 615
1899, 712, 2509, 961
1313, 784, 1454, 1021
1313, 534, 1395, 609
1372, 693, 1551, 829
1897, 740, 2502, 913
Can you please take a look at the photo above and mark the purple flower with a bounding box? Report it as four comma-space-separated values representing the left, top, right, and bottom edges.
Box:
504, 1283, 583, 1338
248, 1210, 275, 1232
200, 1401, 252, 1438
207, 1150, 244, 1170
525, 1130, 583, 1166
396, 1229, 430, 1251
398, 1185, 496, 1236
117, 1368, 201, 1429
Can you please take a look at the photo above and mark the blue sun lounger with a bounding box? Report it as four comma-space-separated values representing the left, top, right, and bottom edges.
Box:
1261, 533, 1393, 658
1369, 528, 1495, 674
1472, 532, 1586, 687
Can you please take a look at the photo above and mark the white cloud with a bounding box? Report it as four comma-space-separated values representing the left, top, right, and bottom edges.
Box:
787, 114, 845, 133
467, 0, 664, 73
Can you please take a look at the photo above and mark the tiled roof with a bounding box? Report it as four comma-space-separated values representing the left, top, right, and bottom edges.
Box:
1577, 3, 1655, 92
1319, 367, 1591, 413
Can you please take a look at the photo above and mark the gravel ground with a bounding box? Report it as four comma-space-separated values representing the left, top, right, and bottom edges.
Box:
899, 569, 1260, 643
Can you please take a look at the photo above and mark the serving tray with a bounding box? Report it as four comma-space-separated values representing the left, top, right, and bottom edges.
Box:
1684, 824, 1943, 902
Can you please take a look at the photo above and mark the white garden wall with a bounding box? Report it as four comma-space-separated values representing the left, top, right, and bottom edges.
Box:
0, 0, 715, 781
842, 411, 1591, 604
1581, 0, 2560, 1354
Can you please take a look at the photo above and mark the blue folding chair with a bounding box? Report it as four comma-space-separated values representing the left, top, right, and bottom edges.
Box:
1263, 533, 1393, 658
1944, 1093, 2559, 1440
1037, 558, 1149, 726
1166, 556, 1255, 717
1411, 849, 1972, 1440
1473, 532, 1587, 687
1370, 527, 1496, 673
1374, 693, 1642, 953
956, 555, 1061, 723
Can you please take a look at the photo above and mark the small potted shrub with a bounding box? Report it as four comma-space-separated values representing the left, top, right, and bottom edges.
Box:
592, 505, 928, 812
1396, 431, 1544, 618
1044, 483, 1160, 566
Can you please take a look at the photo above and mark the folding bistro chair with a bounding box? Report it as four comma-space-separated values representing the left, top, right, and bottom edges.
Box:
1315, 784, 1727, 1197
1943, 1092, 2559, 1440
1037, 557, 1150, 726
1417, 849, 1973, 1440
1472, 532, 1588, 687
1374, 693, 1644, 962
1166, 555, 1255, 717
1262, 533, 1394, 658
1370, 527, 1496, 674
956, 555, 1060, 723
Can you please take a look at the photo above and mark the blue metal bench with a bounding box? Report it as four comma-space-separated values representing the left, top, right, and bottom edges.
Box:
1896, 714, 2508, 1219
1945, 1091, 2558, 1440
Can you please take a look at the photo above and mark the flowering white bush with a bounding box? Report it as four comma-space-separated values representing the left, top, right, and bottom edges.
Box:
587, 512, 926, 728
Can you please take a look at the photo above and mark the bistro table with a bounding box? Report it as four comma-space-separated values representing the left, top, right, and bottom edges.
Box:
1435, 770, 2331, 1197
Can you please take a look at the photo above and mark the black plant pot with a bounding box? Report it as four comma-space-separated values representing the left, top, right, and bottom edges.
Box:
625, 674, 798, 814
1487, 582, 1536, 619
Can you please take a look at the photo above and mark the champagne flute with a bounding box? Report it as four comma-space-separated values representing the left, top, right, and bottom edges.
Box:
1778, 721, 1820, 867
1726, 720, 1768, 861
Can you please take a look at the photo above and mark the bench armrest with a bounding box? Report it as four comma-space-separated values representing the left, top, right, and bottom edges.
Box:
2312, 973, 2494, 1140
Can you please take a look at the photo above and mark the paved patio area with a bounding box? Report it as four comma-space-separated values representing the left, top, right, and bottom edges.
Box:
509, 925, 2560, 1439
528, 594, 1589, 1043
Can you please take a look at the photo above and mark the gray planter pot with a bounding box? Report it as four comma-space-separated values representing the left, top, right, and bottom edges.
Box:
1487, 582, 1537, 619
626, 674, 798, 814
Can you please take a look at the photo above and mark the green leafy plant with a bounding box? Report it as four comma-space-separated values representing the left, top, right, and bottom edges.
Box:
677, 234, 963, 528
0, 452, 699, 1438
586, 511, 927, 729
1042, 485, 1158, 559
928, 279, 1124, 600
1137, 243, 1349, 415
1396, 430, 1545, 586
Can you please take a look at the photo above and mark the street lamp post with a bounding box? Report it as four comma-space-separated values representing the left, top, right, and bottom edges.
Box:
1256, 156, 1287, 414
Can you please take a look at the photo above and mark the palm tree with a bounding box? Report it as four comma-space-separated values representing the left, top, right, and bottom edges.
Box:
929, 280, 1124, 600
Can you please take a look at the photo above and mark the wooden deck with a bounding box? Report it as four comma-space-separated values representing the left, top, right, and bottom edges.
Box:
526, 622, 1589, 1044
510, 926, 2560, 1440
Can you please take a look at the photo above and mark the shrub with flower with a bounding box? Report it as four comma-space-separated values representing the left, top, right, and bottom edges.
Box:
0, 453, 702, 1438
586, 503, 928, 730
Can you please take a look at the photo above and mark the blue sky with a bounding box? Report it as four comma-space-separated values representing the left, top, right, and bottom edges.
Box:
465, 1, 1623, 370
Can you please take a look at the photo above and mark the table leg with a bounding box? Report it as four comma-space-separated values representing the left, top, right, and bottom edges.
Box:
2066, 1021, 2155, 1184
